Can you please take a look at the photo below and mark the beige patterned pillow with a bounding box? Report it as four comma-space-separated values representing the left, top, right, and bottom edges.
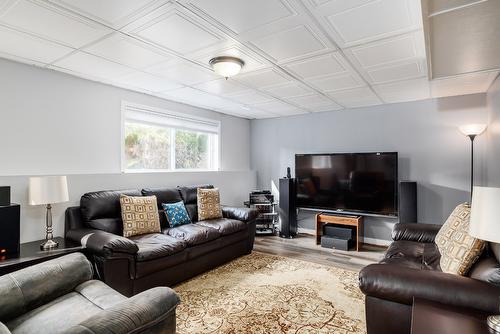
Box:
435, 203, 485, 275
120, 195, 161, 237
197, 188, 222, 221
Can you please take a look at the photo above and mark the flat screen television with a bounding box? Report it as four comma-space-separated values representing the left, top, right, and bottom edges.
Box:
295, 152, 398, 216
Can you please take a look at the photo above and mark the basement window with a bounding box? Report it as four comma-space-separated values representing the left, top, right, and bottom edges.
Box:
121, 102, 220, 172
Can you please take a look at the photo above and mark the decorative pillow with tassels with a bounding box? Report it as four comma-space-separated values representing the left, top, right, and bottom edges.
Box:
435, 203, 485, 275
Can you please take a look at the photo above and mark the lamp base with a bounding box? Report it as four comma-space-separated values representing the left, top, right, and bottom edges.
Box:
488, 315, 500, 332
40, 238, 59, 250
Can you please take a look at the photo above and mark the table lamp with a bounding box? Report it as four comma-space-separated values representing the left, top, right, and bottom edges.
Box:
469, 186, 500, 332
458, 124, 487, 200
29, 176, 69, 250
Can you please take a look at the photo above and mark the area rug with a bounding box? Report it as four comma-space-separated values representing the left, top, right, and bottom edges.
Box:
174, 252, 366, 334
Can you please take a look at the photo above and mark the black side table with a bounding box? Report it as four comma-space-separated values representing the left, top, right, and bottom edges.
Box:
0, 237, 84, 276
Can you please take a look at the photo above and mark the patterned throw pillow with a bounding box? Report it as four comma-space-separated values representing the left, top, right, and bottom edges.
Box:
162, 201, 192, 227
197, 188, 223, 221
120, 195, 161, 237
435, 203, 486, 275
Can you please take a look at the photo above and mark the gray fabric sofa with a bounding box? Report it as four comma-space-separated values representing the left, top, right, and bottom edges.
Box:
0, 253, 179, 334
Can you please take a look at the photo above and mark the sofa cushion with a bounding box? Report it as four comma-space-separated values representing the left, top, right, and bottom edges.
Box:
165, 224, 220, 246
162, 201, 191, 227
469, 257, 500, 287
380, 240, 441, 271
81, 189, 141, 221
178, 185, 213, 222
435, 203, 486, 275
141, 188, 182, 209
197, 188, 223, 221
6, 280, 124, 334
86, 218, 123, 235
196, 218, 246, 236
178, 184, 213, 204
120, 195, 161, 238
129, 233, 187, 262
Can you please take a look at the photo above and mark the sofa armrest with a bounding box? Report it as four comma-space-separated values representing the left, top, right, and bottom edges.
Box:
65, 287, 180, 334
66, 228, 138, 257
222, 206, 259, 223
391, 223, 441, 243
359, 263, 500, 313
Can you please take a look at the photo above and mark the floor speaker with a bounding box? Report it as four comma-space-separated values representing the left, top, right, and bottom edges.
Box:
0, 204, 20, 255
399, 181, 417, 224
279, 178, 297, 238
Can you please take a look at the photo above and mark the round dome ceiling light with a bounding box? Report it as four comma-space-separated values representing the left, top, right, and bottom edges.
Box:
209, 56, 245, 79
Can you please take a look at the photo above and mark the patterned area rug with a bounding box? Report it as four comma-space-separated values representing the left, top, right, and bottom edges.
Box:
175, 252, 366, 334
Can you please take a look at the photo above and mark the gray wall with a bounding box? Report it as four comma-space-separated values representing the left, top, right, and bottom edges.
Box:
0, 58, 255, 242
487, 75, 500, 186
250, 94, 489, 243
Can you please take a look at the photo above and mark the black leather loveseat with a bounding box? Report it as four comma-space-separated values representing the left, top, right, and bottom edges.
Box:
65, 184, 257, 297
359, 222, 500, 334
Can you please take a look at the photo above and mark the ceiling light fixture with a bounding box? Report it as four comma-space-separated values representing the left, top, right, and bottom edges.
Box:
209, 56, 245, 79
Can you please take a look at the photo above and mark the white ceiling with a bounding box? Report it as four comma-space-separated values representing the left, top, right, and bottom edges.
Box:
0, 0, 498, 119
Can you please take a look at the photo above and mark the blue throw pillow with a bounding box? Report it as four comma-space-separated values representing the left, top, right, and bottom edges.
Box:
162, 201, 191, 227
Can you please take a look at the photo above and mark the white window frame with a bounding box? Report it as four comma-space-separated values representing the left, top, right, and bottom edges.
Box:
121, 101, 221, 173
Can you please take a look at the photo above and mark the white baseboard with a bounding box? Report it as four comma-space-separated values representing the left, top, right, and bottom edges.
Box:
297, 227, 391, 246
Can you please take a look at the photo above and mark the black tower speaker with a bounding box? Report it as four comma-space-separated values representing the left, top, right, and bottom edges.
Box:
0, 186, 10, 206
399, 181, 417, 224
279, 178, 297, 238
0, 204, 20, 255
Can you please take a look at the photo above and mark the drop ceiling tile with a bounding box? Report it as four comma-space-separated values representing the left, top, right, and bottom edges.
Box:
46, 0, 167, 28
52, 52, 133, 78
372, 77, 430, 103
236, 69, 291, 88
308, 73, 365, 92
193, 45, 268, 73
251, 25, 328, 62
284, 52, 346, 79
146, 61, 219, 85
263, 82, 314, 98
161, 87, 237, 110
0, 25, 73, 64
0, 0, 111, 48
229, 91, 273, 105
184, 0, 294, 34
286, 93, 342, 111
366, 60, 425, 84
193, 78, 250, 96
310, 0, 374, 13
84, 33, 171, 69
430, 71, 499, 98
328, 87, 382, 108
346, 31, 425, 68
251, 100, 307, 116
325, 0, 421, 47
114, 71, 182, 92
132, 11, 223, 55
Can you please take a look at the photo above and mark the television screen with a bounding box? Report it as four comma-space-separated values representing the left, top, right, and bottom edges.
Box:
295, 152, 398, 216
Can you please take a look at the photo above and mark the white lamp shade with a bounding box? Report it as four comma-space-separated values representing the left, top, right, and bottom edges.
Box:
29, 176, 69, 205
459, 124, 487, 136
212, 61, 242, 77
469, 186, 500, 243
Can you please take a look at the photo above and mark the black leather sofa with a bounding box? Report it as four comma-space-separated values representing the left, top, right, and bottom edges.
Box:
65, 185, 258, 297
359, 222, 500, 334
0, 253, 179, 334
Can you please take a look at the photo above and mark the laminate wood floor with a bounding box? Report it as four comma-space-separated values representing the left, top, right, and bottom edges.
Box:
254, 234, 386, 271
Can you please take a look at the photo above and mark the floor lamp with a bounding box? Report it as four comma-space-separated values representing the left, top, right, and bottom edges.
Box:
458, 124, 487, 200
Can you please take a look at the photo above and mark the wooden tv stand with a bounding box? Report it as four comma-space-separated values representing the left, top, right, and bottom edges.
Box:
315, 213, 364, 251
